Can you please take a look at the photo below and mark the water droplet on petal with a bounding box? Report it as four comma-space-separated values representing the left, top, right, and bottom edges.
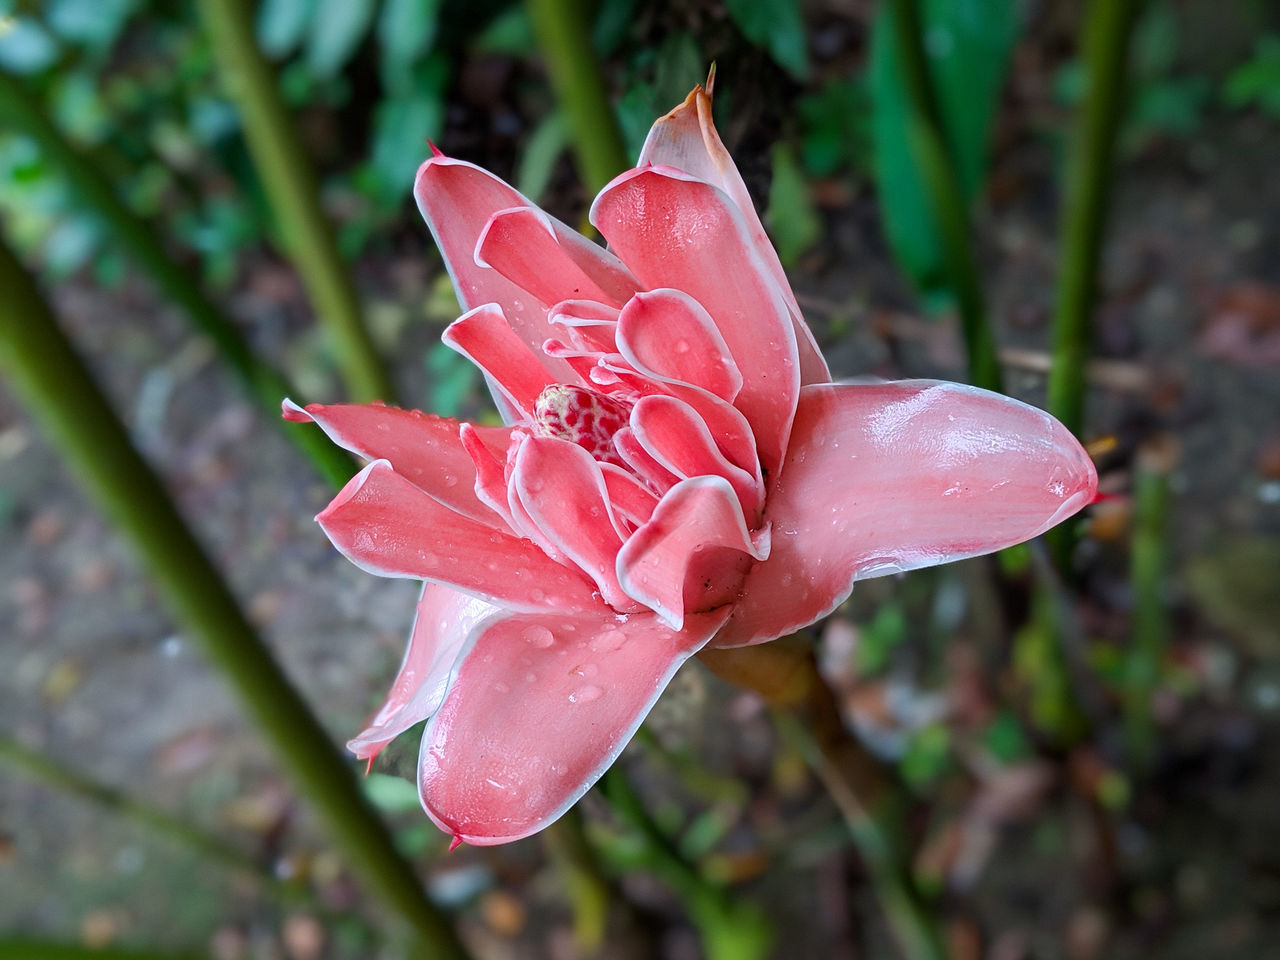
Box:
589, 629, 626, 653
522, 625, 555, 648
568, 685, 603, 704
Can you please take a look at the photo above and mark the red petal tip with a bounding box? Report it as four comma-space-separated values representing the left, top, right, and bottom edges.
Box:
427, 140, 444, 158
448, 835, 464, 853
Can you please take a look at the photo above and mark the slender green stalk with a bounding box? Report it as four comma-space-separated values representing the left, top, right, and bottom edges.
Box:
700, 639, 946, 960
541, 807, 613, 950
1125, 437, 1174, 771
1047, 0, 1142, 439
525, 0, 631, 192
0, 241, 468, 960
600, 765, 774, 960
0, 942, 202, 960
885, 0, 1003, 393
194, 0, 393, 403
0, 71, 352, 489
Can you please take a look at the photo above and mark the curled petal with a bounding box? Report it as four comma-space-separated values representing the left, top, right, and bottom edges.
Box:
317, 459, 602, 613
282, 399, 510, 528
590, 167, 800, 478
443, 303, 556, 419
414, 156, 579, 383
509, 437, 640, 613
638, 84, 829, 385
347, 584, 497, 762
617, 475, 768, 630
477, 206, 639, 307
419, 606, 732, 845
616, 288, 742, 401
715, 381, 1098, 648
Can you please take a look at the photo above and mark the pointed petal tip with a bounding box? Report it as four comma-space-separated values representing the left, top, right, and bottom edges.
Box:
448, 835, 464, 853
704, 62, 717, 96
427, 139, 445, 158
281, 398, 312, 422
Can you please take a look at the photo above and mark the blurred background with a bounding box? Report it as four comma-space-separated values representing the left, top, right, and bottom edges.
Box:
1, 0, 1279, 958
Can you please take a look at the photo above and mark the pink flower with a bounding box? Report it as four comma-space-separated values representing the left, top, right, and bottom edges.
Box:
285, 84, 1096, 846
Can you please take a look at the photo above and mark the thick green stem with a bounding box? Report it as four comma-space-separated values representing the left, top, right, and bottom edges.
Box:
0, 71, 352, 489
1047, 0, 1142, 439
1125, 436, 1175, 771
885, 0, 1003, 393
0, 241, 468, 960
195, 0, 393, 403
525, 0, 631, 192
699, 639, 946, 960
0, 942, 202, 960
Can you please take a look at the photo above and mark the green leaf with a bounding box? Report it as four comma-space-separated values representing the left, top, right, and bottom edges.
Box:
256, 0, 317, 59
515, 109, 569, 203
362, 772, 424, 814
869, 0, 1018, 301
46, 0, 139, 52
378, 0, 442, 93
797, 75, 872, 177
368, 89, 445, 203
306, 0, 377, 79
1223, 35, 1280, 118
724, 0, 810, 80
766, 142, 821, 268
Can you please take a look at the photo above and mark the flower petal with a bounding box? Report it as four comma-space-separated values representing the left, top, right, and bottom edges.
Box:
638, 84, 829, 386
715, 381, 1098, 647
442, 303, 557, 418
414, 156, 579, 383
347, 583, 498, 762
317, 459, 602, 613
629, 394, 763, 523
418, 605, 732, 845
615, 288, 742, 401
509, 437, 640, 613
616, 475, 768, 630
476, 206, 639, 307
590, 167, 800, 478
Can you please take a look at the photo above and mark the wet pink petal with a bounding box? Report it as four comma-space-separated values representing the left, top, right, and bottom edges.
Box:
509, 437, 640, 613
714, 381, 1098, 648
414, 156, 579, 383
317, 459, 601, 613
443, 304, 558, 418
599, 463, 659, 531
590, 167, 800, 477
616, 476, 769, 629
282, 399, 509, 528
615, 289, 742, 401
347, 584, 498, 762
418, 605, 732, 845
630, 394, 763, 523
476, 206, 639, 307
638, 83, 830, 386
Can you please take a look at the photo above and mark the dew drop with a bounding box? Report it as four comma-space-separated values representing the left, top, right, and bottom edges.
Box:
674, 339, 691, 354
522, 625, 555, 648
589, 629, 626, 653
493, 681, 510, 693
525, 672, 537, 683
568, 685, 603, 704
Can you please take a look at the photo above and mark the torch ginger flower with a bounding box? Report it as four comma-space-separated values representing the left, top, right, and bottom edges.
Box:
285, 83, 1096, 846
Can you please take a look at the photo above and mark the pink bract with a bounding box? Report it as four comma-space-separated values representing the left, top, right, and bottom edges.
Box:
286, 83, 1097, 846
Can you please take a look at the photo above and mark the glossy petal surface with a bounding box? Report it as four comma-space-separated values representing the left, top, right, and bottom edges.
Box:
418, 606, 731, 844
317, 459, 600, 612
347, 584, 497, 761
715, 381, 1098, 647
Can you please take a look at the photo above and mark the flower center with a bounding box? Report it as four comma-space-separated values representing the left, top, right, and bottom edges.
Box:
533, 384, 630, 466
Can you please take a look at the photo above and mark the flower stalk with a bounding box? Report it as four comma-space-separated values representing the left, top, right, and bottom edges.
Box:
699, 639, 947, 960
0, 239, 467, 960
0, 71, 353, 490
195, 0, 394, 404
525, 0, 631, 193
884, 0, 1003, 394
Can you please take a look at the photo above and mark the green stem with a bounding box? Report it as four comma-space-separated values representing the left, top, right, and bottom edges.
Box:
699, 640, 946, 960
886, 0, 1003, 393
1125, 437, 1174, 771
0, 241, 468, 960
525, 0, 631, 192
0, 71, 353, 490
600, 765, 773, 960
194, 0, 393, 403
0, 942, 202, 960
541, 807, 614, 951
1047, 0, 1142, 439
